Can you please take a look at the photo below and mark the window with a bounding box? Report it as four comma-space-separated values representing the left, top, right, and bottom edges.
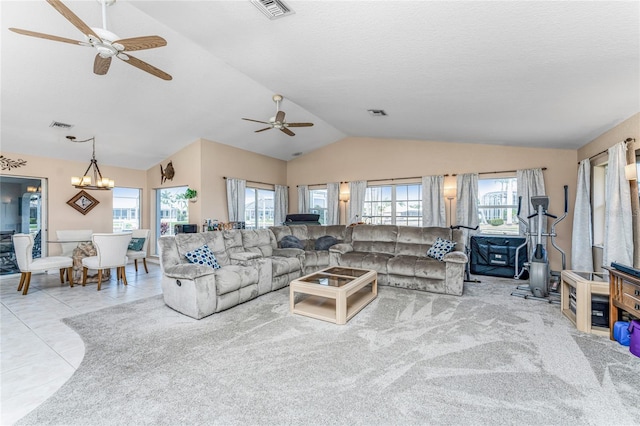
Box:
156, 186, 188, 237
245, 188, 275, 229
363, 184, 422, 226
477, 177, 518, 235
113, 187, 140, 232
309, 189, 327, 224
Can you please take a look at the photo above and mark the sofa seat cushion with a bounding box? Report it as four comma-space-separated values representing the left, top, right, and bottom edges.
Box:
338, 251, 393, 274
214, 265, 259, 295
271, 256, 302, 277
303, 250, 329, 268
387, 255, 446, 280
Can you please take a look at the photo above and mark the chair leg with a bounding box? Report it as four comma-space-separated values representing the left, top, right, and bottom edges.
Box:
134, 259, 138, 272
97, 269, 103, 291
120, 266, 128, 286
82, 267, 88, 286
18, 272, 26, 292
59, 269, 65, 283
67, 267, 74, 287
143, 258, 149, 274
22, 272, 32, 295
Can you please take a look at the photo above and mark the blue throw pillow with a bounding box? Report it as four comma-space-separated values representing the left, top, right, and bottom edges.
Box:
280, 235, 304, 249
185, 244, 220, 269
128, 237, 145, 251
426, 237, 456, 261
315, 235, 338, 251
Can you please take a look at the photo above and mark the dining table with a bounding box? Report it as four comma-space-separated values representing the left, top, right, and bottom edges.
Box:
48, 239, 110, 283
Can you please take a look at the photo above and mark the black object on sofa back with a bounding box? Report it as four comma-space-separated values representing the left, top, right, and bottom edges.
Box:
284, 214, 320, 225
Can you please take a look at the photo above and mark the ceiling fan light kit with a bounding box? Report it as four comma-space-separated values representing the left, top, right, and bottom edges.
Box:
9, 0, 172, 80
242, 94, 314, 137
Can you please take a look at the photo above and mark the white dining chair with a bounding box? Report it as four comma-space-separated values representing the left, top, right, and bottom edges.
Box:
56, 229, 93, 257
82, 233, 132, 291
127, 229, 150, 273
12, 233, 74, 295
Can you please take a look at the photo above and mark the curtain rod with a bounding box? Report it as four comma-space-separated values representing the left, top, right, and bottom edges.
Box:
222, 177, 287, 187
296, 183, 332, 187
577, 137, 636, 165
340, 174, 450, 184
451, 167, 546, 177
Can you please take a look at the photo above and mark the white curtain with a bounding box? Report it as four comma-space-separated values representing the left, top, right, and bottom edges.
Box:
603, 142, 634, 268
517, 168, 546, 255
571, 159, 594, 271
297, 185, 309, 213
226, 178, 246, 222
348, 180, 367, 224
421, 175, 446, 227
274, 185, 288, 226
326, 182, 340, 225
456, 174, 479, 242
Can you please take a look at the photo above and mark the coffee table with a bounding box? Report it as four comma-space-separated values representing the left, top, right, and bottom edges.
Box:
290, 266, 377, 324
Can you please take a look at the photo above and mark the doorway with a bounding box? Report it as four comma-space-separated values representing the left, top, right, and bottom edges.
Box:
0, 176, 46, 275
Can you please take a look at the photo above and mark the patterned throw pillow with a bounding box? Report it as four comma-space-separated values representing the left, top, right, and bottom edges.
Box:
185, 244, 220, 269
128, 237, 145, 251
426, 237, 456, 261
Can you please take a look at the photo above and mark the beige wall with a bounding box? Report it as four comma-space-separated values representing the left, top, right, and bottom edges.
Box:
0, 151, 147, 255
145, 138, 287, 234
287, 137, 577, 271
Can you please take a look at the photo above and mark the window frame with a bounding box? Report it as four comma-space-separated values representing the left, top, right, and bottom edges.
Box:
244, 186, 275, 229
477, 176, 519, 235
112, 187, 141, 232
363, 183, 422, 226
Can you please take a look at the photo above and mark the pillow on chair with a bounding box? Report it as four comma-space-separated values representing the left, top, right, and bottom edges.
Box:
128, 238, 145, 251
280, 235, 304, 249
426, 238, 456, 261
185, 245, 220, 269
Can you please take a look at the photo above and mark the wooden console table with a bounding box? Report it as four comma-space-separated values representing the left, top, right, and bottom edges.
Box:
606, 266, 640, 340
560, 270, 609, 337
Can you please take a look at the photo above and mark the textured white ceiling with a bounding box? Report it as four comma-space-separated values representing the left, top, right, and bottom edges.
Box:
1, 1, 638, 170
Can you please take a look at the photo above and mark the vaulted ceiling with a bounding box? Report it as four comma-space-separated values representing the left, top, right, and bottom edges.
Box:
2, 1, 638, 170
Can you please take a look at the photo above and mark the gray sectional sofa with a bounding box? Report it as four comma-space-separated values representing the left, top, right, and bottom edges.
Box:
158, 224, 468, 319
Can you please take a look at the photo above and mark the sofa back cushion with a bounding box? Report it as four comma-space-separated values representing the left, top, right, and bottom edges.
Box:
351, 225, 398, 255
202, 231, 231, 266
306, 225, 349, 250
222, 230, 245, 257
271, 225, 309, 247
395, 226, 455, 257
175, 233, 207, 260
241, 229, 275, 257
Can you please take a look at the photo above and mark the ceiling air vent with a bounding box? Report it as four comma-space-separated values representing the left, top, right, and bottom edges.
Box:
251, 0, 295, 20
49, 121, 74, 129
367, 109, 387, 117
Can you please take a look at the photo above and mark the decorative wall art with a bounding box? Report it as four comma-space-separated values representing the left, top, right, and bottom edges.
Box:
160, 160, 175, 184
67, 190, 99, 215
0, 155, 27, 170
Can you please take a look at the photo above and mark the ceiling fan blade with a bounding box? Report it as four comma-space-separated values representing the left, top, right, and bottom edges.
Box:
255, 127, 272, 133
286, 123, 314, 127
113, 36, 167, 52
275, 111, 285, 123
117, 53, 172, 81
242, 118, 271, 124
280, 127, 295, 137
46, 0, 102, 41
9, 28, 88, 46
93, 54, 111, 75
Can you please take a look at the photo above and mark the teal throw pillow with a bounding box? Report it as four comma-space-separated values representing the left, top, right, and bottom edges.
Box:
185, 244, 220, 269
128, 237, 145, 251
426, 237, 456, 261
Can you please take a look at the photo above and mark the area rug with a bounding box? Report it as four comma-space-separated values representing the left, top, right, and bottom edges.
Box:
17, 277, 640, 425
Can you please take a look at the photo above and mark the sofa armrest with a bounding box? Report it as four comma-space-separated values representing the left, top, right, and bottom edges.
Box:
443, 251, 468, 264
230, 252, 262, 262
273, 248, 305, 258
163, 264, 215, 280
329, 243, 353, 254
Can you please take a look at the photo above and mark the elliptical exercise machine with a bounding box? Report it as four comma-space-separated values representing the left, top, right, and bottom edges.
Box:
511, 185, 568, 303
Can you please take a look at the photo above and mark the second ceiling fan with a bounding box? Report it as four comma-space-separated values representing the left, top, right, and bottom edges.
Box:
242, 94, 313, 136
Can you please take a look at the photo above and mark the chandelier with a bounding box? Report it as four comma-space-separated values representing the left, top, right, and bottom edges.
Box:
69, 136, 114, 190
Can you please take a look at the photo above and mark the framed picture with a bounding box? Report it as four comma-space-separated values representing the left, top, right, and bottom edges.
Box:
67, 190, 99, 215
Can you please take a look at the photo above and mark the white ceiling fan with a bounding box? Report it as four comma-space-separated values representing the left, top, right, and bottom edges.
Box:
9, 0, 172, 80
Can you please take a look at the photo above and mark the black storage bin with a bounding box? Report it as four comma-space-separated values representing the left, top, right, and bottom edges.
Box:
470, 235, 528, 278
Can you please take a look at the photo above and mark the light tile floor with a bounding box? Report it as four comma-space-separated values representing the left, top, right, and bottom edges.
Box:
0, 263, 163, 425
